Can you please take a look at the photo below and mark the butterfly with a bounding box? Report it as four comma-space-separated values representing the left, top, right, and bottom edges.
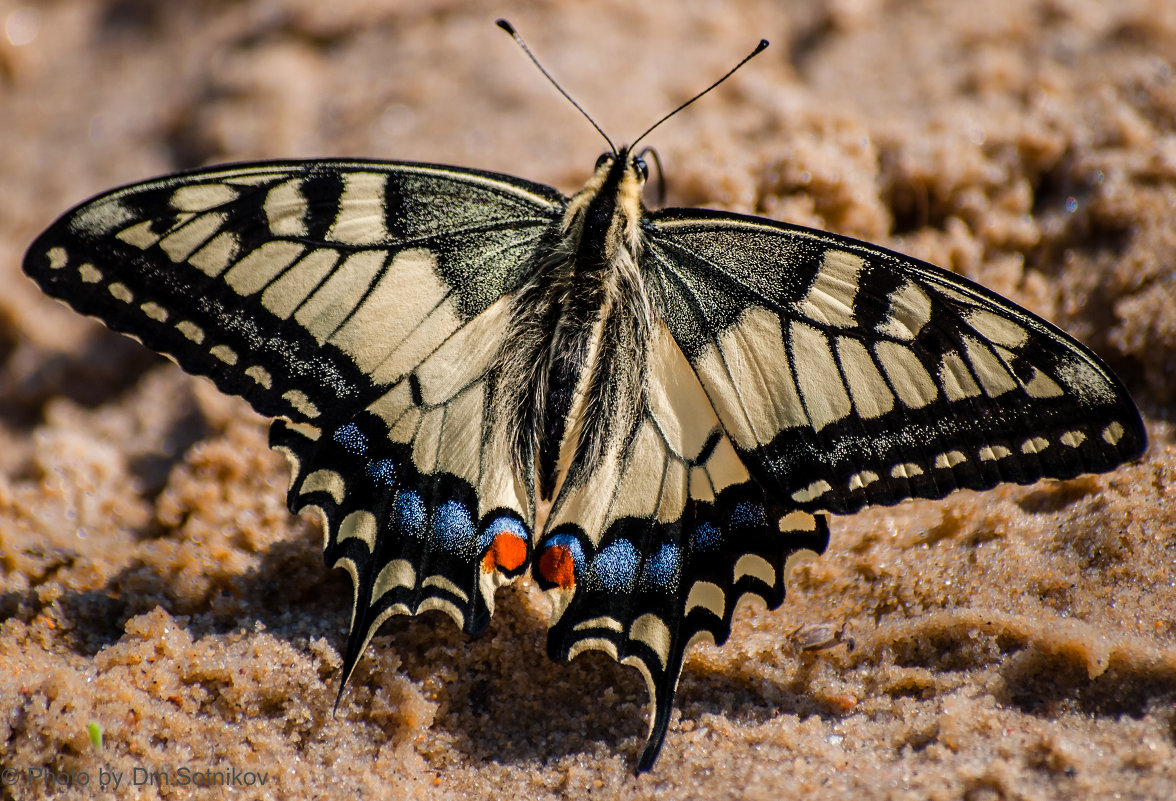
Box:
21, 21, 1145, 771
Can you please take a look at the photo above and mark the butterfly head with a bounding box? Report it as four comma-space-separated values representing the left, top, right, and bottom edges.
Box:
586, 147, 650, 220
564, 147, 649, 252
591, 148, 649, 188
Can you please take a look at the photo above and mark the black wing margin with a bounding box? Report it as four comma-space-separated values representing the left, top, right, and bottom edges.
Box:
645, 208, 1146, 517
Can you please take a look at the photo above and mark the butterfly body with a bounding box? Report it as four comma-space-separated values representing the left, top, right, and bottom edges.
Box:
24, 144, 1145, 771
494, 149, 652, 505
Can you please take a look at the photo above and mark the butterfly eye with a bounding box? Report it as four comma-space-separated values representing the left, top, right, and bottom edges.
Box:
633, 156, 649, 180
594, 153, 611, 170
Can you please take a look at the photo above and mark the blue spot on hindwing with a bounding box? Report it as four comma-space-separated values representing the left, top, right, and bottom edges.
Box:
730, 500, 766, 529
366, 458, 397, 486
434, 499, 476, 554
590, 539, 639, 593
333, 422, 368, 455
395, 490, 426, 539
640, 542, 681, 591
691, 520, 721, 551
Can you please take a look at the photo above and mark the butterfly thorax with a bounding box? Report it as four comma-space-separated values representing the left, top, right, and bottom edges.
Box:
491, 151, 653, 507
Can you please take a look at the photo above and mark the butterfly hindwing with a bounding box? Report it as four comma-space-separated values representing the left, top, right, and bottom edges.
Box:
271, 294, 536, 681
646, 208, 1146, 515
534, 322, 829, 769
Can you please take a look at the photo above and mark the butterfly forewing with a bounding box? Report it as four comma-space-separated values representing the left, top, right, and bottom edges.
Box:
645, 208, 1146, 516
24, 160, 563, 421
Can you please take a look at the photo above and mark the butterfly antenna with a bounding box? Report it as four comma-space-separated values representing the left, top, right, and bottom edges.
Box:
630, 39, 769, 149
497, 19, 616, 155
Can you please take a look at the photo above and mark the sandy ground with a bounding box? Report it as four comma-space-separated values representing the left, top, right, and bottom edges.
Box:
1, 1, 1175, 799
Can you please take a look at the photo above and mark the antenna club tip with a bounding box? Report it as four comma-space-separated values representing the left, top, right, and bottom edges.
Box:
496, 19, 516, 34
756, 39, 769, 52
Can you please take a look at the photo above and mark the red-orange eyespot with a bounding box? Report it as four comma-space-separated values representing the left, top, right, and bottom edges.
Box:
538, 544, 577, 589
482, 531, 528, 573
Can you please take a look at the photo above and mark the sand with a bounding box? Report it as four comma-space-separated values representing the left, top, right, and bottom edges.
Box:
1, 1, 1174, 798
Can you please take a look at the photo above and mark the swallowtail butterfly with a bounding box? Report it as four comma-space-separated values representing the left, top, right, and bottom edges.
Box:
22, 21, 1146, 771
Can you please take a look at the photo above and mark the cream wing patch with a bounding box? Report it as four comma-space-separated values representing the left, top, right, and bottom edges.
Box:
874, 341, 937, 409
939, 351, 981, 401
962, 336, 1018, 397
360, 298, 527, 521
295, 250, 387, 343
877, 280, 932, 340
159, 213, 225, 263
791, 321, 851, 430
328, 172, 390, 245
965, 308, 1029, 349
691, 306, 808, 449
646, 323, 721, 459
261, 249, 340, 319
796, 249, 863, 326
189, 232, 239, 277
328, 249, 451, 375
224, 241, 304, 296
372, 300, 464, 387
413, 297, 512, 405
264, 178, 308, 236
169, 183, 239, 212
835, 336, 894, 419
